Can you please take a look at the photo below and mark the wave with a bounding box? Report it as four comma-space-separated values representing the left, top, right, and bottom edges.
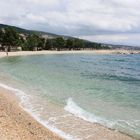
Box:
0, 83, 77, 140
64, 98, 140, 139
1, 83, 139, 139
64, 98, 115, 128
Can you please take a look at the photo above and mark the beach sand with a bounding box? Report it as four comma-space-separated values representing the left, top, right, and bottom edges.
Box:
0, 87, 63, 140
0, 50, 139, 140
0, 49, 139, 58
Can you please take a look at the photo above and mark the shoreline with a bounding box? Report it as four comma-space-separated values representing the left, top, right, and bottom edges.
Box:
0, 49, 140, 58
0, 50, 139, 140
0, 84, 138, 140
0, 87, 63, 140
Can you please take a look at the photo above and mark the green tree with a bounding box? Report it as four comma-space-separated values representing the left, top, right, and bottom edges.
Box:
18, 35, 25, 50
24, 34, 40, 51
66, 39, 74, 50
2, 27, 20, 51
0, 29, 3, 45
73, 39, 84, 50
0, 29, 3, 43
0, 29, 4, 51
37, 37, 45, 50
44, 39, 53, 50
55, 37, 65, 51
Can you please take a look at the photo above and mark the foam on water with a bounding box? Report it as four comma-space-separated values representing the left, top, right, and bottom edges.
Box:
64, 98, 140, 138
64, 98, 115, 128
0, 83, 78, 140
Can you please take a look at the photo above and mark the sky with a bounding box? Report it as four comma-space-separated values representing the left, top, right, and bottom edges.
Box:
0, 0, 140, 46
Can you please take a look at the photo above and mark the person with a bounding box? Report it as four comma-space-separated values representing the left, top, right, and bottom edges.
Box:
6, 51, 8, 56
5, 47, 8, 56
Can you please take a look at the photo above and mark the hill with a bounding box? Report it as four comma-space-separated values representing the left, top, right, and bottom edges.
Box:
0, 23, 60, 38
0, 23, 139, 50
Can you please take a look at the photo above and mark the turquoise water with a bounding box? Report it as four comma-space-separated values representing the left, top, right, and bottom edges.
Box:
0, 54, 140, 139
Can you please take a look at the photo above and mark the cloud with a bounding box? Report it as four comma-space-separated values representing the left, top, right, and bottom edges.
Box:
0, 0, 140, 46
25, 0, 59, 5
80, 33, 140, 46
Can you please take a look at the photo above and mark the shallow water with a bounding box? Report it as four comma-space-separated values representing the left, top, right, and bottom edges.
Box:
0, 54, 140, 139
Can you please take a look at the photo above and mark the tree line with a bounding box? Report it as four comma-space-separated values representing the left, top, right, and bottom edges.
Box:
0, 27, 110, 51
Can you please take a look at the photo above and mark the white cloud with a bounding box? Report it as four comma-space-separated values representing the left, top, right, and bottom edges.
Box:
25, 0, 59, 4
80, 33, 140, 46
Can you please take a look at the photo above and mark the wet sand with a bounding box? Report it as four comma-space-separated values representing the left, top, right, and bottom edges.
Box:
0, 87, 63, 140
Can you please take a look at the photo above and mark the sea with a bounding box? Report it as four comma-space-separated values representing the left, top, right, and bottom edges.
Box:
0, 53, 140, 139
